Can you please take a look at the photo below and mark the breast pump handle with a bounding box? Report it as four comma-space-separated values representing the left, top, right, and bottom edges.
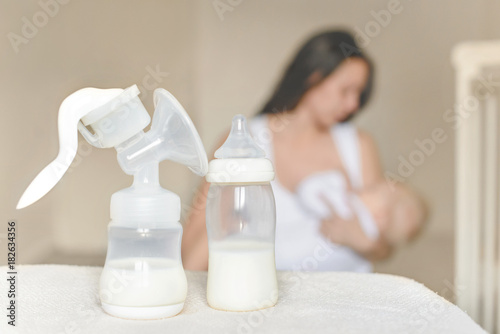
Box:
16, 85, 207, 209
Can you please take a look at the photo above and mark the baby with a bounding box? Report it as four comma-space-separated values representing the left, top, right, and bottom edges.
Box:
297, 171, 424, 246
357, 181, 425, 244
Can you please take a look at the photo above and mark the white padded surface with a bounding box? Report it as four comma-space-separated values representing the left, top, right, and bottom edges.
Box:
0, 265, 485, 333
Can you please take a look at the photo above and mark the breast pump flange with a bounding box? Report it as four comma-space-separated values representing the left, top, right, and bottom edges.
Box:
16, 85, 208, 320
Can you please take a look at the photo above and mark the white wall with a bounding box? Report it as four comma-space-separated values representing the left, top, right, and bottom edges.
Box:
1, 0, 497, 285
1, 0, 199, 261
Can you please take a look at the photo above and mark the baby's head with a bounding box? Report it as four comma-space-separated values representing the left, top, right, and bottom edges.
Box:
358, 183, 424, 244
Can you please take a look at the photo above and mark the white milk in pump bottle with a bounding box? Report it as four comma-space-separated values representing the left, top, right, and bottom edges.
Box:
205, 115, 278, 312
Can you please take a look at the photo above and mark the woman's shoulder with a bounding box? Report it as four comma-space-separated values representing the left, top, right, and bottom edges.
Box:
355, 127, 378, 155
247, 114, 272, 154
332, 122, 380, 188
248, 113, 267, 129
354, 127, 383, 187
248, 113, 270, 140
333, 122, 375, 149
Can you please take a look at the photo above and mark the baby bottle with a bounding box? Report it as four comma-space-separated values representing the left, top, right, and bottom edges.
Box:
205, 114, 278, 312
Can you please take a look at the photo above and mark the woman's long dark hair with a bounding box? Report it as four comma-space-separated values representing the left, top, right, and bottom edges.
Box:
259, 30, 374, 122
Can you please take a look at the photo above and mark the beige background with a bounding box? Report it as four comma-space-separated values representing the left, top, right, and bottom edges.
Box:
1, 0, 497, 295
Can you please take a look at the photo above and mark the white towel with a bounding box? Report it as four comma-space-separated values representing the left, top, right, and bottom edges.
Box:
296, 171, 380, 239
0, 265, 485, 334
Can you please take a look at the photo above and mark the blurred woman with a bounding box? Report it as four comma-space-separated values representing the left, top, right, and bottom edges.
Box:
182, 30, 426, 271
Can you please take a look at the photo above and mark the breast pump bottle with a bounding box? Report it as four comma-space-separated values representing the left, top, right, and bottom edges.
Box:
205, 115, 278, 312
16, 85, 208, 320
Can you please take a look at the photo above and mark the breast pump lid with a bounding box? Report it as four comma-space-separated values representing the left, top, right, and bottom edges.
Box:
17, 84, 208, 223
206, 114, 274, 184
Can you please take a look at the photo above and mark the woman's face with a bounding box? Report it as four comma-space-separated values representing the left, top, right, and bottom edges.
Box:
303, 58, 370, 127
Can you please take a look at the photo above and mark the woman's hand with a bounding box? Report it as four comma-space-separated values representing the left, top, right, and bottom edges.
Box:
319, 206, 370, 252
319, 197, 392, 261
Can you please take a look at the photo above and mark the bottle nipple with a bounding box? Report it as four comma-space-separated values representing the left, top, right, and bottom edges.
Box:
214, 115, 265, 159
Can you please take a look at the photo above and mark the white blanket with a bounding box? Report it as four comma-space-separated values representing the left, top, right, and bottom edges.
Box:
0, 265, 485, 333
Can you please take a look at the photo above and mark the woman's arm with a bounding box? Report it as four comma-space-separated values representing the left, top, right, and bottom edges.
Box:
357, 129, 428, 244
181, 179, 210, 270
319, 203, 393, 261
181, 131, 230, 270
320, 129, 427, 262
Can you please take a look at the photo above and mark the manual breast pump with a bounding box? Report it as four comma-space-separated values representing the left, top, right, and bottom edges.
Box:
16, 85, 208, 319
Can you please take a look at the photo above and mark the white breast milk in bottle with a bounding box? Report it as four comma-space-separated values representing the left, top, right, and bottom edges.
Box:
205, 115, 278, 312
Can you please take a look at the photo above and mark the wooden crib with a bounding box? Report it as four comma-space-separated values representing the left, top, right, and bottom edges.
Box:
452, 40, 500, 333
